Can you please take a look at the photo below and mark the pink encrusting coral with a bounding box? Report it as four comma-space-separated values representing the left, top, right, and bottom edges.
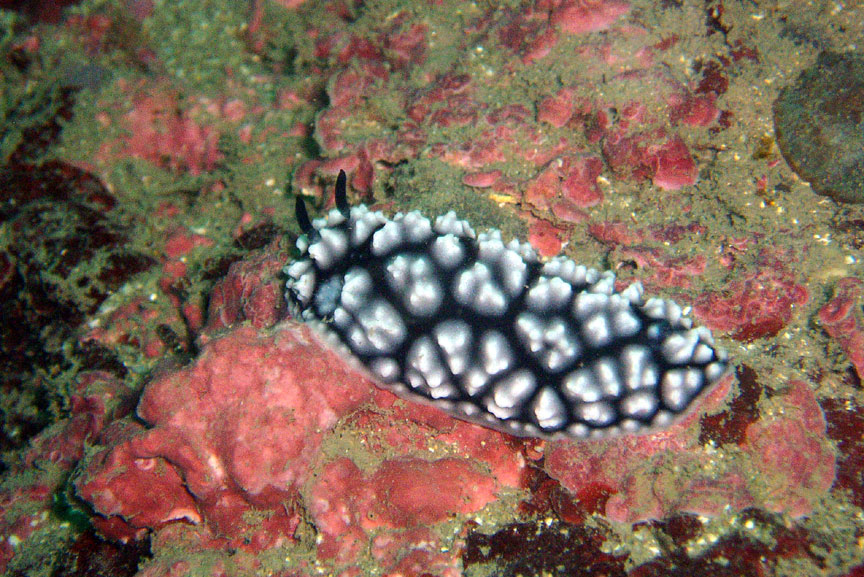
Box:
75, 323, 525, 573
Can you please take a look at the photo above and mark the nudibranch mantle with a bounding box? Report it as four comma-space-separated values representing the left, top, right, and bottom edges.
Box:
285, 171, 728, 440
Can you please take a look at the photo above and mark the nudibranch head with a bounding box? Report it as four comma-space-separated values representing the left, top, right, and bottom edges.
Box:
285, 171, 728, 439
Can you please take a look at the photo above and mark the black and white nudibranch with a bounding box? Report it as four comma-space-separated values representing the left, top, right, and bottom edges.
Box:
285, 171, 728, 439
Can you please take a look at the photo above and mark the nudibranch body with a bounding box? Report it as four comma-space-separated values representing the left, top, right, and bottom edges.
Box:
285, 171, 728, 439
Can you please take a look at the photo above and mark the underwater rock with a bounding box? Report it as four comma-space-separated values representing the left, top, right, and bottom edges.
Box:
774, 51, 864, 204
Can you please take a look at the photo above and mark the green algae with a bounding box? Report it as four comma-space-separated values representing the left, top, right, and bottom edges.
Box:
0, 12, 65, 165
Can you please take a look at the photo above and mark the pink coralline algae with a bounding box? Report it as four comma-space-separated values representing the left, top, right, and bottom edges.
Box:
496, 0, 630, 64
24, 371, 125, 468
523, 155, 605, 212
602, 130, 698, 191
532, 69, 714, 192
537, 87, 578, 128
614, 244, 707, 290
75, 323, 524, 574
526, 217, 568, 257
204, 247, 288, 333
281, 0, 735, 267
96, 81, 224, 175
818, 277, 864, 380
645, 136, 700, 191
586, 220, 711, 291
81, 295, 190, 360
1, 371, 127, 573
693, 266, 809, 342
462, 169, 503, 188
283, 0, 738, 262
549, 0, 631, 36
544, 378, 835, 523
161, 227, 215, 259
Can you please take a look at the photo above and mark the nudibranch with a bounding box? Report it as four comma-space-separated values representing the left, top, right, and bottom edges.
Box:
285, 171, 728, 439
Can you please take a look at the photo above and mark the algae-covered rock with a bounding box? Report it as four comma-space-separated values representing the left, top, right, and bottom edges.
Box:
774, 51, 864, 203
